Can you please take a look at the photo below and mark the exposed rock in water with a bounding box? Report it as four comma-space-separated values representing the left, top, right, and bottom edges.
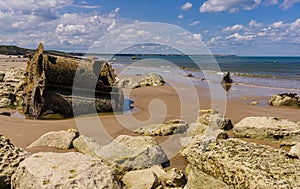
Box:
233, 116, 300, 145
27, 129, 79, 149
135, 119, 188, 136
139, 72, 165, 87
268, 93, 300, 107
94, 135, 169, 175
221, 72, 233, 84
183, 137, 300, 188
11, 152, 121, 189
0, 135, 30, 189
23, 43, 124, 119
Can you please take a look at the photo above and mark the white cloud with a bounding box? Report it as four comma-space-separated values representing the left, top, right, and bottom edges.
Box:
271, 21, 284, 28
223, 24, 244, 32
189, 21, 200, 26
178, 14, 183, 19
249, 19, 263, 27
193, 33, 202, 40
263, 0, 279, 6
199, 0, 261, 13
108, 7, 120, 18
226, 33, 255, 41
181, 2, 193, 10
279, 0, 300, 10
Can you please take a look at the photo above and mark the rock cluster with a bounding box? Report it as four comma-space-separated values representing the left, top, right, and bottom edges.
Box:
268, 93, 300, 107
0, 135, 30, 188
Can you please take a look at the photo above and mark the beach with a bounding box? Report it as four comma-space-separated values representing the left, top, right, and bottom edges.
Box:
0, 54, 299, 173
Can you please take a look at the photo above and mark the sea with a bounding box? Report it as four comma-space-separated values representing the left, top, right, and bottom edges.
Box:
95, 54, 300, 97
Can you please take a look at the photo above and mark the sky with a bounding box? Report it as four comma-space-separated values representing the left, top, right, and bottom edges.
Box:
0, 0, 299, 56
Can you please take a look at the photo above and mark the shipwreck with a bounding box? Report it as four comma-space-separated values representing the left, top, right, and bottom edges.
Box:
23, 43, 124, 119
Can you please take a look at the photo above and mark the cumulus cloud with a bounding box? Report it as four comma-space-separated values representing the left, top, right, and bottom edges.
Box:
199, 0, 261, 13
279, 0, 300, 10
249, 19, 263, 27
223, 24, 244, 32
181, 2, 193, 10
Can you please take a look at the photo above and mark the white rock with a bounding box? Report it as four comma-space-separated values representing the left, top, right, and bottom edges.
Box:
72, 135, 103, 157
0, 98, 11, 108
290, 143, 300, 156
122, 169, 160, 189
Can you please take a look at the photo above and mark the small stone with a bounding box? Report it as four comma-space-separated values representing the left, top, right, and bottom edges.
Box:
290, 143, 300, 156
250, 101, 259, 105
0, 98, 11, 108
122, 169, 160, 189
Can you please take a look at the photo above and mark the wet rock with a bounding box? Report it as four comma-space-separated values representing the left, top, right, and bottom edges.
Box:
11, 152, 121, 189
221, 72, 233, 84
122, 169, 160, 189
114, 77, 140, 89
3, 67, 25, 82
140, 73, 165, 87
0, 98, 11, 108
95, 135, 169, 175
135, 119, 188, 136
72, 135, 103, 157
233, 117, 300, 145
0, 135, 30, 188
183, 137, 300, 188
268, 93, 300, 107
27, 129, 79, 149
290, 143, 300, 156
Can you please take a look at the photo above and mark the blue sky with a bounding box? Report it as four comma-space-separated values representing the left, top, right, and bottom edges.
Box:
0, 0, 299, 55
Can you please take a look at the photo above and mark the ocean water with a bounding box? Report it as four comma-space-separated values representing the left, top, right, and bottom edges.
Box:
96, 54, 300, 95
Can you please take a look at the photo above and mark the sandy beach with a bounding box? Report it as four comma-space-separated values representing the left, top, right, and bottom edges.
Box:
0, 55, 299, 172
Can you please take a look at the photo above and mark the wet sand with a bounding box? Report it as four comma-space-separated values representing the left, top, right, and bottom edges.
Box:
0, 55, 299, 172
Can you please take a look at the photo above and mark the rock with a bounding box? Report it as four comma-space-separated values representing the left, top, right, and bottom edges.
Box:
0, 71, 5, 82
199, 108, 218, 114
268, 93, 300, 107
95, 135, 169, 175
72, 135, 103, 157
114, 77, 140, 89
140, 73, 165, 87
27, 129, 79, 149
221, 72, 233, 84
122, 169, 160, 189
11, 152, 121, 189
233, 117, 300, 145
290, 143, 300, 156
197, 113, 233, 130
135, 119, 188, 136
3, 67, 25, 82
0, 135, 30, 188
183, 137, 300, 188
250, 101, 259, 105
186, 73, 194, 77
0, 98, 11, 108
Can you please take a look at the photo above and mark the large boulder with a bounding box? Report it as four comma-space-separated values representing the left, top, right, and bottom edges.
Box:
139, 73, 165, 87
197, 112, 233, 130
135, 119, 188, 136
122, 169, 160, 189
72, 135, 103, 157
183, 137, 300, 188
114, 77, 140, 89
3, 67, 25, 82
11, 152, 121, 189
27, 129, 79, 149
0, 135, 30, 188
233, 117, 300, 145
268, 93, 300, 107
95, 135, 169, 175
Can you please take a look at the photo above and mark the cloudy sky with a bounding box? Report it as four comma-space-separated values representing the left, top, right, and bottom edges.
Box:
0, 0, 299, 55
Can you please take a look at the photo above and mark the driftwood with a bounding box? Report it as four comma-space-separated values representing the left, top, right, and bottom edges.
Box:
23, 43, 123, 119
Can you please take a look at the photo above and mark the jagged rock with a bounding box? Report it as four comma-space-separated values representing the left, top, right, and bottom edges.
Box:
11, 152, 121, 189
290, 143, 300, 156
197, 113, 233, 130
221, 72, 233, 84
0, 71, 5, 82
268, 93, 300, 107
183, 137, 300, 188
95, 135, 169, 175
139, 73, 165, 87
233, 117, 300, 145
114, 77, 140, 89
122, 169, 160, 189
0, 98, 11, 108
3, 67, 25, 82
135, 119, 188, 136
0, 135, 30, 188
72, 135, 103, 157
27, 129, 79, 149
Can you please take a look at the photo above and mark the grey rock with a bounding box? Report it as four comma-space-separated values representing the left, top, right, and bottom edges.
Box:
11, 152, 121, 189
135, 119, 188, 136
122, 169, 160, 189
197, 113, 233, 130
0, 98, 11, 108
140, 73, 165, 87
114, 77, 140, 89
72, 135, 103, 157
0, 135, 30, 188
95, 135, 169, 175
233, 116, 300, 145
27, 129, 79, 149
3, 67, 25, 82
183, 138, 300, 188
268, 93, 300, 107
